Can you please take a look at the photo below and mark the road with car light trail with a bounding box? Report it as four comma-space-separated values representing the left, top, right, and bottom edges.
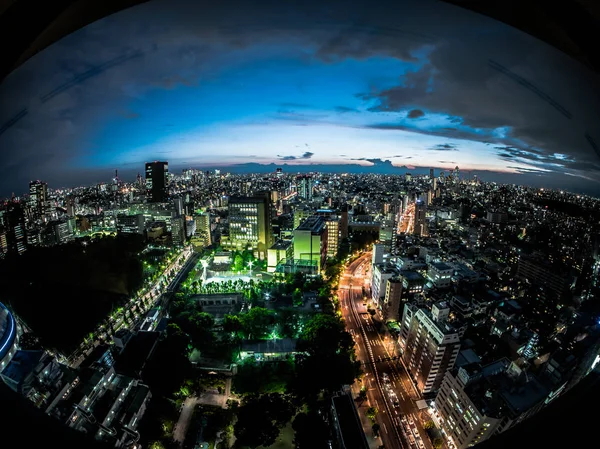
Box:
339, 252, 433, 449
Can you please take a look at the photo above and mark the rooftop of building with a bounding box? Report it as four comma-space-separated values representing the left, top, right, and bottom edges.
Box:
270, 239, 293, 250
114, 331, 160, 379
80, 345, 113, 369
400, 270, 426, 283
295, 215, 325, 233
241, 338, 297, 354
121, 383, 151, 425
332, 394, 369, 449
430, 261, 453, 271
374, 263, 399, 275
411, 305, 459, 336
455, 349, 482, 368
464, 359, 548, 419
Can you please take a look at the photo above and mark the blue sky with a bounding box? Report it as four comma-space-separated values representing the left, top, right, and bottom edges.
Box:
0, 0, 599, 195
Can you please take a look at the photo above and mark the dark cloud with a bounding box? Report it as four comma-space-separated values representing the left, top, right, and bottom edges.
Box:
360, 123, 483, 142
430, 143, 457, 151
277, 151, 314, 161
438, 160, 456, 164
354, 9, 600, 180
407, 109, 424, 119
335, 106, 357, 113
348, 157, 394, 166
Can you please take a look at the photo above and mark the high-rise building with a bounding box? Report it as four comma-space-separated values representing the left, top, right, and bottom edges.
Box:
430, 168, 435, 179
324, 217, 340, 258
0, 230, 8, 258
171, 216, 186, 246
145, 161, 169, 203
116, 214, 146, 235
371, 264, 398, 306
517, 254, 571, 300
297, 175, 314, 201
434, 359, 549, 449
3, 203, 27, 256
400, 303, 460, 395
194, 212, 212, 247
293, 216, 328, 272
414, 200, 428, 236
227, 194, 273, 259
383, 277, 403, 321
173, 196, 184, 216
28, 180, 49, 222
293, 207, 313, 229
372, 243, 386, 265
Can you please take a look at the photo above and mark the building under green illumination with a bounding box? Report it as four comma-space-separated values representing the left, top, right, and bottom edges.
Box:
293, 216, 327, 272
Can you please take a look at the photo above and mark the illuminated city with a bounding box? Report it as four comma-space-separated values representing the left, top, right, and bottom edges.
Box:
0, 1, 599, 449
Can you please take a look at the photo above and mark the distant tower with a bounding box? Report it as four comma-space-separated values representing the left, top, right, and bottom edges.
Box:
429, 168, 434, 179
145, 161, 169, 202
454, 166, 460, 180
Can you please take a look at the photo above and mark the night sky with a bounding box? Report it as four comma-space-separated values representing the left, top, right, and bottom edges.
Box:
1, 0, 599, 196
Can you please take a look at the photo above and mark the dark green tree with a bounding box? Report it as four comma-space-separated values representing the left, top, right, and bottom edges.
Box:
372, 423, 381, 437
222, 314, 243, 335
291, 314, 361, 399
366, 406, 378, 422
292, 411, 330, 449
241, 307, 276, 339
234, 393, 296, 448
292, 288, 303, 307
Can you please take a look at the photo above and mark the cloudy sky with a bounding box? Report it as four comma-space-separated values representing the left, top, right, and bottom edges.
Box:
1, 0, 600, 196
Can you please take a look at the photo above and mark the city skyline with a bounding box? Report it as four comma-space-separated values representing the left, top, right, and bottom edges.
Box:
1, 0, 600, 196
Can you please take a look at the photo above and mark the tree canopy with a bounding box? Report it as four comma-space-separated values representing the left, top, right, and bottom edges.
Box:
233, 393, 296, 448
291, 314, 361, 399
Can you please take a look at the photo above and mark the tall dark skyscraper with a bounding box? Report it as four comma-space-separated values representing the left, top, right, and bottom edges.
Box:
3, 202, 27, 256
414, 200, 428, 236
29, 180, 48, 222
145, 161, 168, 203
